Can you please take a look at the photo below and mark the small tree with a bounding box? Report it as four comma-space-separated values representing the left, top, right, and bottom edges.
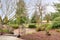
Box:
16, 0, 26, 37
31, 10, 38, 23
3, 16, 9, 24
44, 14, 51, 23
0, 16, 2, 24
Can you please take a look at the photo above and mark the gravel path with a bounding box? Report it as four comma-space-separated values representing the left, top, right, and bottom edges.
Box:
0, 36, 23, 40
13, 28, 36, 36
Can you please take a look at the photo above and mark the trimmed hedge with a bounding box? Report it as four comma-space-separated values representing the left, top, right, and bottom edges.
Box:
28, 24, 36, 28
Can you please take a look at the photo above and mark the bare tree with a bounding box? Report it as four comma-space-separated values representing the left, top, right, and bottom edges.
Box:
1, 0, 18, 20
35, 0, 48, 27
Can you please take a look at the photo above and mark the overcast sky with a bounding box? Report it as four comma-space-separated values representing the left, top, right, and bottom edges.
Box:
0, 0, 17, 19
0, 0, 60, 19
25, 0, 60, 18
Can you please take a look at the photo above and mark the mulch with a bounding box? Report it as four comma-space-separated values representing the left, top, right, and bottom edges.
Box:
21, 30, 60, 40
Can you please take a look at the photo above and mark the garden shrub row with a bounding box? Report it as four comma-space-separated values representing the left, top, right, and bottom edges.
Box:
36, 23, 52, 31
28, 24, 36, 28
28, 23, 52, 31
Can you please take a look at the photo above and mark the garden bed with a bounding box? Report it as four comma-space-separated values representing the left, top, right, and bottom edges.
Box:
21, 30, 60, 40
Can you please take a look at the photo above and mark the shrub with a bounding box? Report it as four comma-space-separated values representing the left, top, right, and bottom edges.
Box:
56, 29, 60, 32
41, 23, 50, 31
41, 23, 49, 31
45, 23, 52, 31
36, 27, 41, 31
36, 23, 50, 31
9, 24, 19, 29
0, 29, 9, 34
46, 30, 51, 36
3, 29, 9, 33
12, 26, 19, 29
52, 17, 60, 29
28, 24, 36, 28
0, 29, 3, 32
0, 28, 13, 34
41, 23, 49, 27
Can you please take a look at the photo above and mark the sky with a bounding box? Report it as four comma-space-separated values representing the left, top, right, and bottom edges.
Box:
25, 0, 60, 18
0, 0, 17, 19
0, 0, 60, 19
